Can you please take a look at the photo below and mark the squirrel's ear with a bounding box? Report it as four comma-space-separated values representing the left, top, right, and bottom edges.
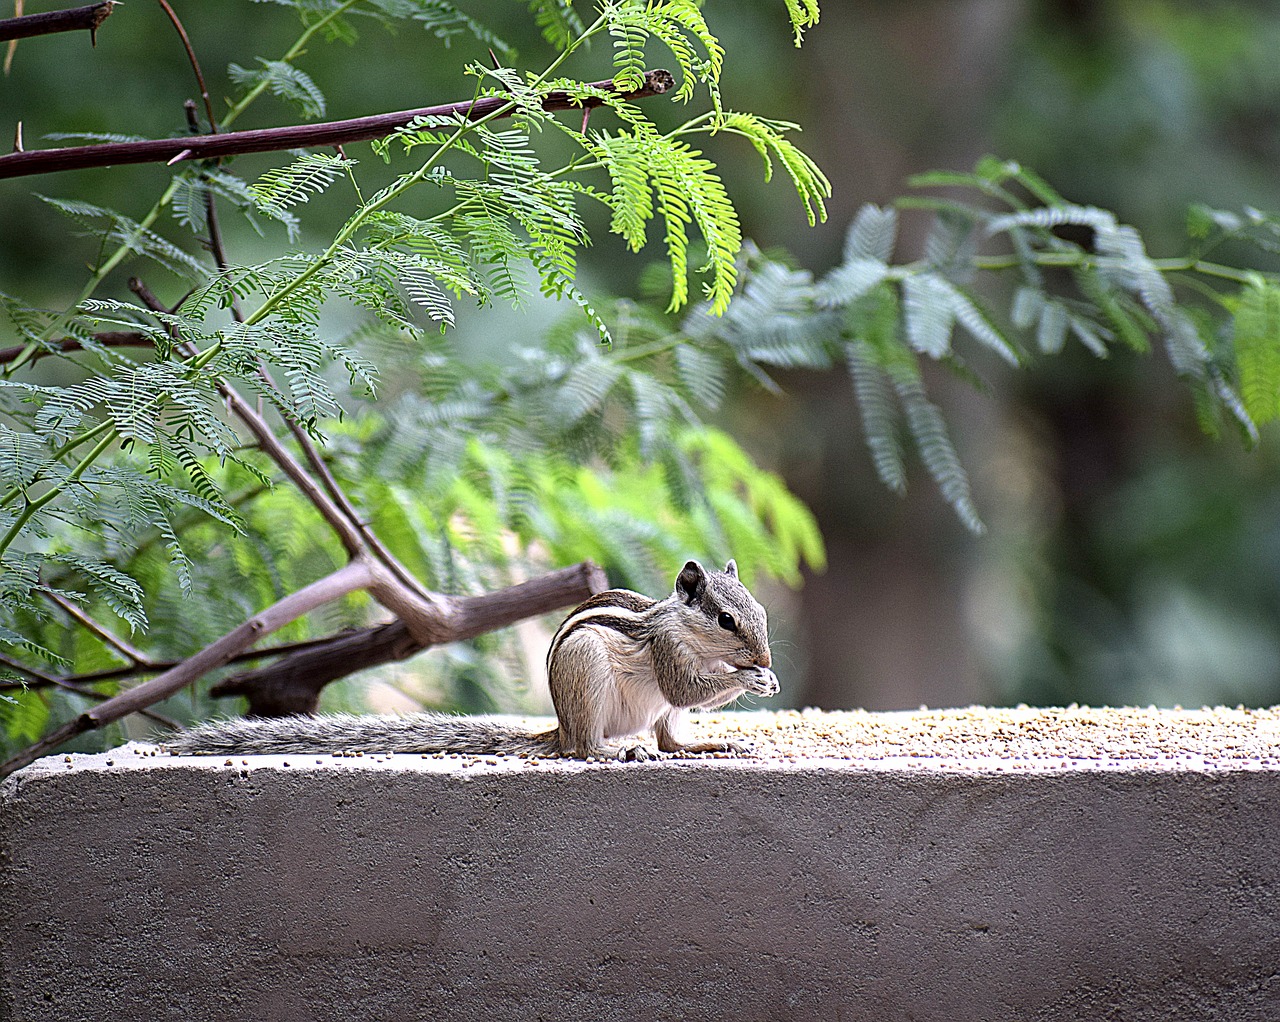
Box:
723, 559, 738, 578
676, 560, 707, 604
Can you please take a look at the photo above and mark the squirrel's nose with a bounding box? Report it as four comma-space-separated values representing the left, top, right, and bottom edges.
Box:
756, 648, 771, 669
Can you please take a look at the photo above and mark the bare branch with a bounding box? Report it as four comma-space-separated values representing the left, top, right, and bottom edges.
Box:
0, 69, 676, 179
1, 557, 380, 775
0, 652, 61, 688
0, 558, 606, 772
212, 561, 608, 715
0, 1, 116, 43
0, 653, 179, 729
0, 331, 150, 366
0, 631, 362, 690
45, 592, 154, 666
158, 0, 217, 134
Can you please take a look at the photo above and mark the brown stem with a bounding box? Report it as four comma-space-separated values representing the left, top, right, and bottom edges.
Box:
219, 386, 366, 557
212, 560, 607, 715
0, 69, 676, 179
45, 592, 154, 666
0, 652, 67, 691
0, 558, 379, 775
277, 414, 436, 602
129, 277, 367, 559
0, 331, 151, 365
0, 630, 360, 690
0, 653, 179, 729
157, 0, 216, 133
0, 1, 115, 43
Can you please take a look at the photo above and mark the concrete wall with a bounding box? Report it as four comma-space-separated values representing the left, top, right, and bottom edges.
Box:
3, 709, 1280, 1021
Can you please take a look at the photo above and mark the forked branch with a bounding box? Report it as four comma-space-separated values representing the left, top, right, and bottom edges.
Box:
0, 557, 605, 774
211, 561, 608, 715
0, 558, 380, 775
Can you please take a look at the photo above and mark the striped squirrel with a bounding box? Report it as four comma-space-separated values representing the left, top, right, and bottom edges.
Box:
167, 559, 778, 761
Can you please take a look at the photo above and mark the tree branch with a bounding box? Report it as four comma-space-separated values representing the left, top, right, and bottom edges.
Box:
45, 591, 154, 666
0, 1, 116, 43
0, 631, 360, 690
0, 557, 380, 775
0, 331, 150, 366
0, 558, 605, 772
0, 69, 676, 179
158, 0, 216, 134
211, 560, 607, 715
0, 653, 179, 729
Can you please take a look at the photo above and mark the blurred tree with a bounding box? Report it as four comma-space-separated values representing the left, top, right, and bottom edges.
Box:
742, 0, 1280, 714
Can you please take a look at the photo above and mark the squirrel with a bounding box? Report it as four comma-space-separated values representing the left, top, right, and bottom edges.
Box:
165, 559, 778, 761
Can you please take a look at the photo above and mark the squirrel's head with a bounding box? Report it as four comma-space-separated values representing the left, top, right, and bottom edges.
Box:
673, 559, 771, 669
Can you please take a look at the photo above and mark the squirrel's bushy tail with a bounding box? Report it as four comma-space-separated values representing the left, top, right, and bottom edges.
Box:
164, 712, 560, 757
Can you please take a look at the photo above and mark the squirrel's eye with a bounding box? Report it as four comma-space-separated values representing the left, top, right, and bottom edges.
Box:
717, 612, 737, 632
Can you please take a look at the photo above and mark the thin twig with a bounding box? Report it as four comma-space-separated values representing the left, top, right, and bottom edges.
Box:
0, 1, 116, 43
1, 558, 382, 775
0, 652, 60, 687
0, 69, 676, 179
44, 592, 154, 666
0, 331, 151, 366
0, 630, 365, 690
157, 0, 217, 133
278, 414, 435, 601
0, 653, 179, 729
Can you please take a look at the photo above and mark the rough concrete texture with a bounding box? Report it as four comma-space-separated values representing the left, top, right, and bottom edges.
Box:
3, 707, 1280, 1022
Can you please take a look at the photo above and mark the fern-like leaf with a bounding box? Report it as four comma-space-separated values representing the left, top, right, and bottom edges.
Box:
986, 204, 1118, 238
674, 343, 726, 409
528, 0, 584, 50
780, 0, 820, 45
650, 135, 741, 315
815, 259, 888, 309
718, 112, 829, 226
250, 153, 357, 221
890, 361, 984, 534
39, 196, 207, 279
845, 340, 906, 494
1234, 281, 1280, 425
229, 59, 327, 119
648, 1, 724, 101
845, 204, 898, 262
901, 273, 955, 358
608, 3, 649, 93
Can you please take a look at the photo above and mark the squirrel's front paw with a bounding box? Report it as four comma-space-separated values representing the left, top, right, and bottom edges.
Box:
739, 666, 779, 697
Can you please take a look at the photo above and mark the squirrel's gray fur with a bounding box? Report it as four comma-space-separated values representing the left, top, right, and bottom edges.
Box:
166, 559, 777, 760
